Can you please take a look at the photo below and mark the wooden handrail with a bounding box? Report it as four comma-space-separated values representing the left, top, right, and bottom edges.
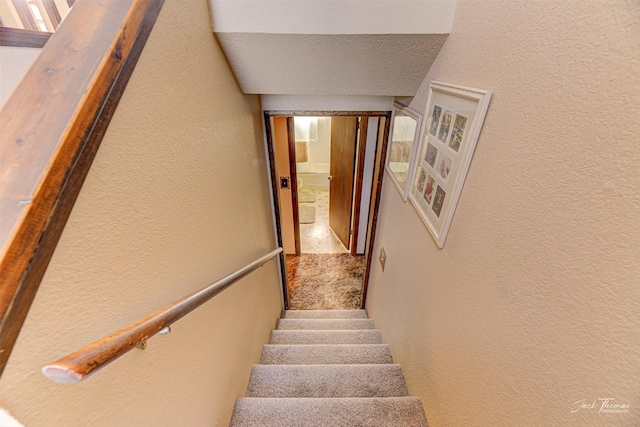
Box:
0, 0, 165, 378
42, 248, 283, 383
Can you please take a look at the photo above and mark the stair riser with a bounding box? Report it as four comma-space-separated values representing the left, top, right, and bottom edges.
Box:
283, 309, 368, 319
260, 344, 393, 365
246, 364, 409, 398
276, 319, 375, 330
269, 330, 382, 345
230, 397, 429, 427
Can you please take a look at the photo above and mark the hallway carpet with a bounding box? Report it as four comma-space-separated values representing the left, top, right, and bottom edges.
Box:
286, 254, 364, 310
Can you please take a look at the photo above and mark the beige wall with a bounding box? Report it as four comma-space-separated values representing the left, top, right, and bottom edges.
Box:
0, 0, 282, 426
367, 1, 640, 426
0, 0, 21, 28
0, 46, 41, 108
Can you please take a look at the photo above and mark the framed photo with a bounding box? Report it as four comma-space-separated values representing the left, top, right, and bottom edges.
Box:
409, 81, 492, 247
386, 102, 423, 200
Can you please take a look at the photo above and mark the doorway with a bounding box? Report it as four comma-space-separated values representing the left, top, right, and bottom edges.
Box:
294, 116, 349, 254
265, 111, 391, 310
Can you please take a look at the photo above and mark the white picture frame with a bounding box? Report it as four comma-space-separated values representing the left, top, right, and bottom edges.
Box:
386, 102, 424, 201
409, 81, 492, 247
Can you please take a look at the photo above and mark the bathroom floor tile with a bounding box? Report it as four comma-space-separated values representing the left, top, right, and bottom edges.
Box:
299, 190, 348, 254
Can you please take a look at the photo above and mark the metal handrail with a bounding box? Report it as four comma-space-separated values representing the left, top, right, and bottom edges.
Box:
42, 247, 283, 383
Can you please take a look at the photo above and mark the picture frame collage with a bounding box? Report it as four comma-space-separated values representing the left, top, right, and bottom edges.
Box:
386, 81, 491, 248
410, 82, 492, 247
416, 105, 469, 219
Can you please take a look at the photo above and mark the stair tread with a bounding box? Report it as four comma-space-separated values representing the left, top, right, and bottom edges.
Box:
231, 314, 429, 426
276, 318, 375, 330
270, 330, 382, 344
283, 309, 368, 319
246, 364, 408, 398
230, 397, 429, 427
260, 344, 393, 365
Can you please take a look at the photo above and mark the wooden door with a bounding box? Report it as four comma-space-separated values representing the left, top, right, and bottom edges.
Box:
329, 117, 358, 249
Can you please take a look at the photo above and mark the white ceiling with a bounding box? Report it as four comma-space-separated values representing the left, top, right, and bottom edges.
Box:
209, 0, 456, 97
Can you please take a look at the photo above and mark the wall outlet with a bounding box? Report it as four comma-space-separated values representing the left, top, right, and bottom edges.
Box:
280, 176, 290, 189
379, 247, 386, 271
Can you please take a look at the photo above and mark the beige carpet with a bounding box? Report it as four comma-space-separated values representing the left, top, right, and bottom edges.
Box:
230, 310, 429, 426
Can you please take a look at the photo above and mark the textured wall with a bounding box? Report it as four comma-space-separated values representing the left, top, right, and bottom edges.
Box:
209, 0, 455, 34
210, 0, 455, 96
0, 46, 41, 107
217, 33, 448, 96
0, 1, 21, 29
261, 94, 393, 111
0, 0, 282, 426
366, 1, 640, 426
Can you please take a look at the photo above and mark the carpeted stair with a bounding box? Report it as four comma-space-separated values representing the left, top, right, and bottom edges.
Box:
230, 309, 428, 426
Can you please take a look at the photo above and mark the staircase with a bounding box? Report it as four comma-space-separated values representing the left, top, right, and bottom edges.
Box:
230, 310, 428, 426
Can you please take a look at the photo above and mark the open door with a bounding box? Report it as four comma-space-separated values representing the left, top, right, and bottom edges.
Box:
329, 117, 358, 249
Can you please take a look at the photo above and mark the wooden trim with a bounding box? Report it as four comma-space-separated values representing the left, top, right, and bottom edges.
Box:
11, 0, 38, 31
287, 117, 301, 256
361, 113, 392, 308
42, 248, 283, 383
0, 27, 51, 47
42, 0, 62, 28
264, 114, 290, 309
351, 117, 368, 256
0, 0, 165, 378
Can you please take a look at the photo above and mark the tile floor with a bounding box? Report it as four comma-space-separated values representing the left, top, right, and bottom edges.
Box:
299, 190, 348, 254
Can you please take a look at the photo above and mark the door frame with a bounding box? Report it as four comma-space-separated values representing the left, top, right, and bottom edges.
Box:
351, 116, 368, 256
286, 117, 302, 256
264, 110, 392, 309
